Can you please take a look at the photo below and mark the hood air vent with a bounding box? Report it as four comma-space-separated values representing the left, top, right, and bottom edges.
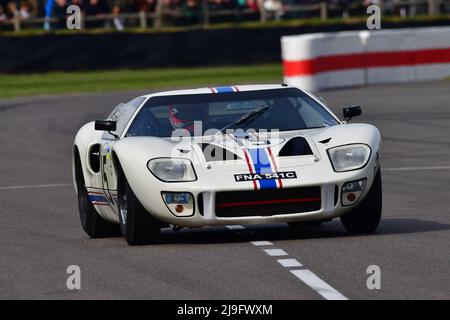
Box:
278, 137, 313, 157
319, 138, 332, 144
199, 143, 241, 162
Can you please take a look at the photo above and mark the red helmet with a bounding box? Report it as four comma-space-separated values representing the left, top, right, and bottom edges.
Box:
168, 104, 209, 132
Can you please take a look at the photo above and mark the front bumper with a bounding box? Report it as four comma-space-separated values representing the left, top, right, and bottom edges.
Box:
133, 157, 379, 228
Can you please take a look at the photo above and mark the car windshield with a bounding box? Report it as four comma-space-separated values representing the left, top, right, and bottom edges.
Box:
126, 88, 339, 137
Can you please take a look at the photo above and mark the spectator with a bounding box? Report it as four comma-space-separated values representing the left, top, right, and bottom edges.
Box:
44, 0, 54, 30
4, 0, 443, 32
85, 0, 110, 28
19, 0, 31, 19
53, 0, 68, 28
112, 3, 124, 30
85, 0, 109, 15
340, 0, 351, 18
263, 0, 283, 19
246, 0, 258, 12
181, 0, 200, 18
6, 1, 18, 19
71, 0, 84, 8
0, 4, 6, 23
176, 0, 200, 25
236, 0, 246, 8
135, 0, 156, 13
28, 0, 38, 17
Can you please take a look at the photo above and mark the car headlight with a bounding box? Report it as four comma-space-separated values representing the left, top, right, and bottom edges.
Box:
327, 144, 371, 172
147, 158, 197, 182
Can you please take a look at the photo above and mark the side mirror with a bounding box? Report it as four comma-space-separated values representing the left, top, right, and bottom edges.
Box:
343, 105, 362, 121
95, 120, 116, 132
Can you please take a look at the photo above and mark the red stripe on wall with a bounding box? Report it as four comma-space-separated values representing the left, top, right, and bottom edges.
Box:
284, 47, 450, 77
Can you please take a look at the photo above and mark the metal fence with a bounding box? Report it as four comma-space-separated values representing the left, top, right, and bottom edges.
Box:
3, 0, 449, 32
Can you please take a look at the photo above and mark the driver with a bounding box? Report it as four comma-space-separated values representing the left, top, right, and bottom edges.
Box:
168, 103, 209, 133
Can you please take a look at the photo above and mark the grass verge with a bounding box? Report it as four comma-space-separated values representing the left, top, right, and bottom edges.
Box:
0, 64, 282, 98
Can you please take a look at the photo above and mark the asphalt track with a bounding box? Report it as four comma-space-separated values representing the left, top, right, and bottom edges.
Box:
0, 81, 449, 300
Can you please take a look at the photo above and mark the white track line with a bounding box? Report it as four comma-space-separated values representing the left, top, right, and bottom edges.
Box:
0, 183, 72, 190
226, 225, 347, 300
290, 270, 347, 300
278, 258, 303, 268
251, 241, 274, 246
263, 249, 288, 257
383, 166, 450, 172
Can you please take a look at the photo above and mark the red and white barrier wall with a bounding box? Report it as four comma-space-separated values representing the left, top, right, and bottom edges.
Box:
281, 27, 450, 91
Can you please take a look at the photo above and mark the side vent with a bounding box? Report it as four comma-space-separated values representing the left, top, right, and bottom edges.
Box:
89, 144, 101, 173
200, 143, 241, 162
278, 137, 313, 157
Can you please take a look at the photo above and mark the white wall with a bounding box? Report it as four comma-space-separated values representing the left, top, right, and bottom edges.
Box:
282, 27, 450, 91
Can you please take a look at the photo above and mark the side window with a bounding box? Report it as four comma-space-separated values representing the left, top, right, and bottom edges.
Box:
298, 102, 327, 128
130, 97, 147, 108
107, 103, 126, 120
103, 97, 146, 139
292, 97, 337, 128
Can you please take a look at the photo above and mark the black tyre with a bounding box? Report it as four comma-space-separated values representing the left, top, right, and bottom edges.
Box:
288, 221, 323, 228
117, 170, 161, 245
340, 168, 382, 234
75, 151, 120, 238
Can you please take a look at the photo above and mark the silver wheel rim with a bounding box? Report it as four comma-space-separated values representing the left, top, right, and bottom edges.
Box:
120, 193, 127, 225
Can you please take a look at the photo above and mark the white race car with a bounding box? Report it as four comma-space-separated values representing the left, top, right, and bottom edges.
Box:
73, 85, 382, 245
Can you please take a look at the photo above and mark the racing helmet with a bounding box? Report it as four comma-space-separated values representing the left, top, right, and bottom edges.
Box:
168, 104, 209, 131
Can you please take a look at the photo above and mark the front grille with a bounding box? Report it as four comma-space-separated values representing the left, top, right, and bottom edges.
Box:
198, 193, 204, 216
334, 185, 339, 206
215, 187, 321, 218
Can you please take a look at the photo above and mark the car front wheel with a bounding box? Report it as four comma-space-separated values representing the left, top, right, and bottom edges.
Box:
340, 168, 382, 234
118, 173, 160, 245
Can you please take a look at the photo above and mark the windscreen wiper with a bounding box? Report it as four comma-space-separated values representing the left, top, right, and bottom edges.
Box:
220, 104, 271, 133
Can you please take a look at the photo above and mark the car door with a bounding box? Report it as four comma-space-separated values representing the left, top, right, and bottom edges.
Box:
101, 97, 147, 209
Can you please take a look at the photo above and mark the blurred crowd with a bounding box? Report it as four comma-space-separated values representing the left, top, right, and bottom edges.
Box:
0, 0, 445, 29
